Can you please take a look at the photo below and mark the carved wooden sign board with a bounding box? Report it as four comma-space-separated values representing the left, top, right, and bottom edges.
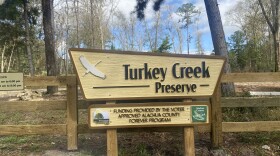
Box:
69, 49, 225, 129
69, 49, 225, 100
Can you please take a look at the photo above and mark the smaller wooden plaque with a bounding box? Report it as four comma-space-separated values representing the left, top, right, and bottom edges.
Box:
88, 103, 210, 129
0, 73, 23, 91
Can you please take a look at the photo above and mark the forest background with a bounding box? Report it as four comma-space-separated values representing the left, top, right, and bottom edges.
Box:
0, 0, 278, 78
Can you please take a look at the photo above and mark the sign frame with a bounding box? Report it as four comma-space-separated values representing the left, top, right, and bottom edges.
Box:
69, 48, 225, 101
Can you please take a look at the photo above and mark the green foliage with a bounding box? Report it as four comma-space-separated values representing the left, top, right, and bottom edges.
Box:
0, 0, 38, 43
136, 144, 151, 156
155, 36, 172, 53
0, 0, 41, 74
228, 31, 247, 71
226, 1, 276, 72
228, 29, 275, 72
0, 0, 24, 44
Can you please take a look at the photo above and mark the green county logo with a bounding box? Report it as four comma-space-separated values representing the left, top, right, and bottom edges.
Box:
93, 109, 110, 125
191, 106, 207, 122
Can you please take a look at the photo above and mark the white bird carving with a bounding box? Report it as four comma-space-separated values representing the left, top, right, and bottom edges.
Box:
79, 55, 106, 79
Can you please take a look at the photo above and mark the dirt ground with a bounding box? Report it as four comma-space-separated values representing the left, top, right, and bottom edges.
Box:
0, 83, 280, 156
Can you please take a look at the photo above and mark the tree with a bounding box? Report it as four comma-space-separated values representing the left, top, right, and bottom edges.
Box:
134, 0, 235, 94
156, 36, 172, 53
176, 3, 200, 54
228, 31, 247, 71
0, 0, 39, 74
74, 0, 80, 48
113, 11, 141, 51
42, 0, 58, 94
194, 11, 204, 54
226, 0, 274, 72
258, 0, 280, 71
143, 11, 163, 52
204, 0, 235, 95
164, 5, 184, 54
23, 0, 35, 76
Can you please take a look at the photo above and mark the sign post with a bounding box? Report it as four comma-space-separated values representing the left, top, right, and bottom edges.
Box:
69, 49, 225, 155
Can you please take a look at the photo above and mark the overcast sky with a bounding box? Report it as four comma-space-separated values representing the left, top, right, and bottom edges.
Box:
116, 0, 242, 53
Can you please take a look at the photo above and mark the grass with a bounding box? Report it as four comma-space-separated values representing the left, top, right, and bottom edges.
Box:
236, 132, 280, 145
223, 107, 280, 122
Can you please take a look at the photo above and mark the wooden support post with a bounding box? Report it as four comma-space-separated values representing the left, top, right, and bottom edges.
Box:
183, 99, 195, 156
106, 101, 118, 156
107, 129, 118, 156
184, 127, 195, 156
67, 76, 78, 150
211, 83, 223, 148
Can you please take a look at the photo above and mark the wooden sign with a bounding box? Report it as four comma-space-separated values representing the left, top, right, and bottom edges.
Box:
0, 73, 23, 91
69, 49, 225, 100
88, 103, 209, 129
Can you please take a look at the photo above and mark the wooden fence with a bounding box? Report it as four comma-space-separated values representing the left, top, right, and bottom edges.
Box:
221, 73, 280, 133
0, 76, 78, 150
0, 73, 280, 150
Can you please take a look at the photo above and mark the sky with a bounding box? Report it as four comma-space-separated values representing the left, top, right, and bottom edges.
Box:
0, 0, 243, 55
116, 0, 242, 54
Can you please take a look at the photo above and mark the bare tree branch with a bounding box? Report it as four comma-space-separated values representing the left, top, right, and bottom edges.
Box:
258, 0, 275, 33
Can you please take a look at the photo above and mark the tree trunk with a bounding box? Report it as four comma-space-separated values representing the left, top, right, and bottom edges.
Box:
175, 26, 183, 54
74, 0, 80, 48
42, 0, 58, 94
186, 25, 190, 54
97, 5, 104, 49
154, 12, 160, 51
273, 33, 279, 71
23, 0, 35, 76
1, 43, 6, 73
204, 0, 235, 96
144, 20, 154, 51
65, 0, 69, 75
7, 41, 15, 72
90, 0, 95, 48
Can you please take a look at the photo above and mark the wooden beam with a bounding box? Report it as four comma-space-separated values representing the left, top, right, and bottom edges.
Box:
24, 76, 73, 87
0, 124, 66, 135
184, 127, 195, 156
221, 97, 280, 107
222, 121, 280, 132
67, 77, 78, 150
221, 72, 280, 82
0, 101, 66, 112
78, 100, 107, 109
